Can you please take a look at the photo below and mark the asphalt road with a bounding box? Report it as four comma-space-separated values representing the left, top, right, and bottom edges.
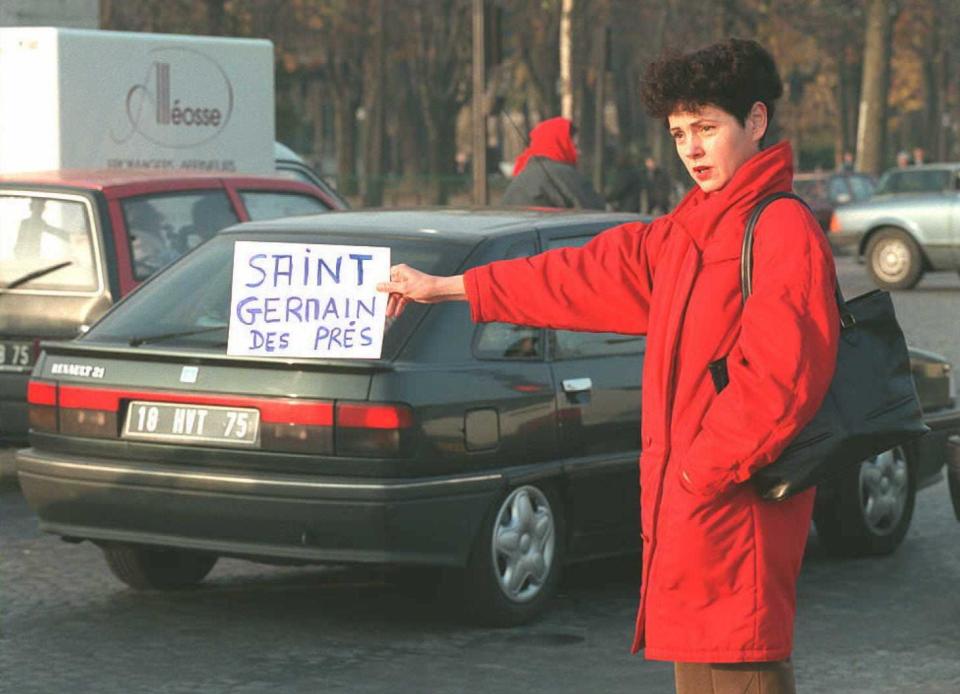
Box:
1, 254, 958, 694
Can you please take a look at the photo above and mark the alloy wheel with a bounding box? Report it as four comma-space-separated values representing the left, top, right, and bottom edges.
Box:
490, 485, 556, 603
858, 447, 909, 536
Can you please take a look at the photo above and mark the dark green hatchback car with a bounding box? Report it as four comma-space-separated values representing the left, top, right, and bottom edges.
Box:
16, 209, 960, 625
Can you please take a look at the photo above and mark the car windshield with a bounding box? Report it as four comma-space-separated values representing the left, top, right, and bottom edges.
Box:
0, 194, 98, 291
84, 232, 474, 359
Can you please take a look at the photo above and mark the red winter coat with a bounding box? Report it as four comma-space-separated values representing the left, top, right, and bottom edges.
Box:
464, 141, 839, 663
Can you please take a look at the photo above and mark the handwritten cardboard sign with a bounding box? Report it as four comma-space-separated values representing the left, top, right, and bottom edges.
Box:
228, 241, 390, 359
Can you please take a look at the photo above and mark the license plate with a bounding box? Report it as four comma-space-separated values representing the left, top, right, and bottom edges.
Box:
122, 401, 260, 447
0, 340, 34, 368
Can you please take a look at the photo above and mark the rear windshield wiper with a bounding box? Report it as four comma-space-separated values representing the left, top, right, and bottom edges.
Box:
128, 324, 228, 347
1, 261, 73, 293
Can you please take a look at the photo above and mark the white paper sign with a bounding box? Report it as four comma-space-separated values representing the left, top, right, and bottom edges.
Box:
228, 241, 390, 359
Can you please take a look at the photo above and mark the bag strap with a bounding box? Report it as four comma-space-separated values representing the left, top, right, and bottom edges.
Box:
740, 191, 855, 329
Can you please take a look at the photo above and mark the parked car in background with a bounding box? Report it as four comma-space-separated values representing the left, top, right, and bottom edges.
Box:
813, 347, 958, 556
274, 141, 350, 210
793, 171, 875, 232
0, 169, 343, 443
827, 163, 960, 289
948, 435, 960, 521
16, 209, 960, 625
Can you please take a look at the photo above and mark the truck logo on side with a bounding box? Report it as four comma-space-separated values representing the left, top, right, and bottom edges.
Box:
111, 47, 234, 149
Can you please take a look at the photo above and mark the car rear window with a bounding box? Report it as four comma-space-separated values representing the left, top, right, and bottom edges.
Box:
0, 194, 99, 292
121, 191, 240, 281
240, 191, 329, 220
84, 233, 474, 359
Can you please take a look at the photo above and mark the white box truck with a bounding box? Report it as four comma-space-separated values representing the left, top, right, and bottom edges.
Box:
0, 27, 275, 174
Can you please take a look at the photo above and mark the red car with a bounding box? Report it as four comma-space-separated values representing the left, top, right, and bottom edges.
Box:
0, 169, 342, 442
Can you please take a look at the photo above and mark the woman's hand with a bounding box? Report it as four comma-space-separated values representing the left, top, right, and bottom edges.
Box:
376, 264, 466, 317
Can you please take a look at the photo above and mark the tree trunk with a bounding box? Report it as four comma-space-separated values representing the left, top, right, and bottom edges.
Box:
856, 0, 897, 175
425, 107, 458, 205
648, 0, 678, 185
399, 85, 425, 180
205, 0, 226, 35
937, 44, 951, 161
593, 28, 607, 192
362, 0, 386, 207
611, 40, 637, 148
834, 48, 850, 165
559, 0, 574, 121
471, 0, 487, 205
922, 14, 943, 162
334, 97, 359, 196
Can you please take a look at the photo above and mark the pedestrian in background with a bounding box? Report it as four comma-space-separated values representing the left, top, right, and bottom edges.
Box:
912, 146, 926, 165
605, 148, 644, 212
642, 155, 672, 214
380, 38, 838, 694
501, 116, 604, 209
896, 150, 911, 168
838, 150, 855, 172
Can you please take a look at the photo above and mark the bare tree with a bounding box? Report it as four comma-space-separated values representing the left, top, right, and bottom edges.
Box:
362, 0, 386, 206
508, 0, 562, 120
284, 0, 368, 195
856, 0, 899, 174
403, 0, 473, 204
559, 0, 574, 120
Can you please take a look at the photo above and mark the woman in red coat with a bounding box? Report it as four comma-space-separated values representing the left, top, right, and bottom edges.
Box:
380, 39, 838, 694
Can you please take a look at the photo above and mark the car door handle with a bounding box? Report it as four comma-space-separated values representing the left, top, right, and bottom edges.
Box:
562, 378, 593, 393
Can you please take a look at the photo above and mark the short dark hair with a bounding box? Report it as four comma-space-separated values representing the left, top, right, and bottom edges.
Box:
640, 38, 783, 126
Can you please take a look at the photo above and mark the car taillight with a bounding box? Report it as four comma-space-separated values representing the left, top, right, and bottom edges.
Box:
259, 400, 334, 454
27, 380, 58, 433
59, 384, 119, 438
828, 212, 841, 233
335, 402, 414, 457
27, 382, 414, 457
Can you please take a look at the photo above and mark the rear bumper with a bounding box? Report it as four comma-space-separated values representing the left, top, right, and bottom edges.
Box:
16, 447, 505, 568
826, 230, 861, 250
0, 370, 30, 444
916, 405, 960, 488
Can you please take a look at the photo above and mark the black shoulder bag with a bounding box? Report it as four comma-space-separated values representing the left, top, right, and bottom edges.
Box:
740, 192, 929, 501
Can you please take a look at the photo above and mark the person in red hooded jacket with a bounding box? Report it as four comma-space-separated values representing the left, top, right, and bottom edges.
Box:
501, 116, 605, 209
379, 39, 838, 694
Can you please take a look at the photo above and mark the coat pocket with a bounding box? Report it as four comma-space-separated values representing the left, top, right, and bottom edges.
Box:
708, 356, 730, 394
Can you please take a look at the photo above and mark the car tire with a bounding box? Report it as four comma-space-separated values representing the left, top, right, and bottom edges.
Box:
813, 446, 916, 557
865, 228, 924, 290
101, 542, 218, 590
459, 483, 564, 626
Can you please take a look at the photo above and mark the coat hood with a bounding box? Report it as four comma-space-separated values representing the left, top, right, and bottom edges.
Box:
512, 117, 578, 176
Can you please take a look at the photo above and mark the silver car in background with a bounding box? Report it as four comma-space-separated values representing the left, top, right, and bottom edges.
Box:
828, 163, 960, 290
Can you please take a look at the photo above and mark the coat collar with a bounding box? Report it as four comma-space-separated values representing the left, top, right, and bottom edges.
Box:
666, 141, 795, 251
